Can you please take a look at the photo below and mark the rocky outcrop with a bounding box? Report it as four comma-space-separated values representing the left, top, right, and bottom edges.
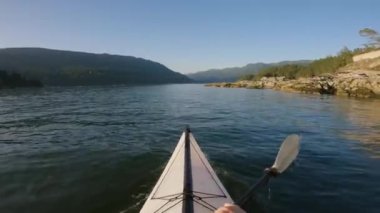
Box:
206, 70, 380, 98
346, 57, 380, 70
334, 70, 380, 98
353, 50, 380, 62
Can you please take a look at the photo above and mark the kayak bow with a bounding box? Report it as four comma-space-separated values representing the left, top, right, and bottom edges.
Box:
140, 128, 232, 213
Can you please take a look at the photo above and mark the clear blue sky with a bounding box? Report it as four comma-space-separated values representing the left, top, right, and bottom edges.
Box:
0, 0, 379, 73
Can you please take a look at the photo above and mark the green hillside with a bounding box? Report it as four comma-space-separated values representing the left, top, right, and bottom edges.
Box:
187, 60, 310, 83
0, 48, 192, 86
241, 49, 354, 80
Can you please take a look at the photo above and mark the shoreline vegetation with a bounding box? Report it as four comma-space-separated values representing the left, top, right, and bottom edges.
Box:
0, 70, 43, 89
207, 48, 380, 98
206, 28, 380, 99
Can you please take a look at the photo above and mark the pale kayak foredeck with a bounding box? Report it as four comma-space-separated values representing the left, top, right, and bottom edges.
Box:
140, 129, 233, 213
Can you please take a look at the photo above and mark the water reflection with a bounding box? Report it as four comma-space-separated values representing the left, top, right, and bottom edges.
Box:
337, 97, 380, 157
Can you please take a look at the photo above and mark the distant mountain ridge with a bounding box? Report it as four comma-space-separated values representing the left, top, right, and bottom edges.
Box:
0, 48, 191, 86
187, 60, 311, 83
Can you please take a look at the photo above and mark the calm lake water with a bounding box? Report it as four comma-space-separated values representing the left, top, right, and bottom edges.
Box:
0, 84, 379, 213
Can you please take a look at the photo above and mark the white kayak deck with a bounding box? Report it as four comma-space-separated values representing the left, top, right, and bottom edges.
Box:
140, 130, 233, 213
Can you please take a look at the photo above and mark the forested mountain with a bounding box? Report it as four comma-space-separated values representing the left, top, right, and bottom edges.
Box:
187, 60, 310, 83
0, 48, 191, 86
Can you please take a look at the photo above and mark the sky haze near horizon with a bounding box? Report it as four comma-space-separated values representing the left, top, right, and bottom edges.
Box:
0, 0, 379, 74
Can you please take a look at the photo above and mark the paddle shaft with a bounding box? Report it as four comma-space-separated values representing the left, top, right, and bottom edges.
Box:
236, 172, 272, 207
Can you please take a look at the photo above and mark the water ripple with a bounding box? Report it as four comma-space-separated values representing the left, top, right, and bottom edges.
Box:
0, 85, 379, 213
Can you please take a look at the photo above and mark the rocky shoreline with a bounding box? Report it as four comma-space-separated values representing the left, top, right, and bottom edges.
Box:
206, 69, 380, 98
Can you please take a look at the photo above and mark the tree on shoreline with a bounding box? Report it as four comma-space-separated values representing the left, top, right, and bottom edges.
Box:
359, 28, 380, 49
